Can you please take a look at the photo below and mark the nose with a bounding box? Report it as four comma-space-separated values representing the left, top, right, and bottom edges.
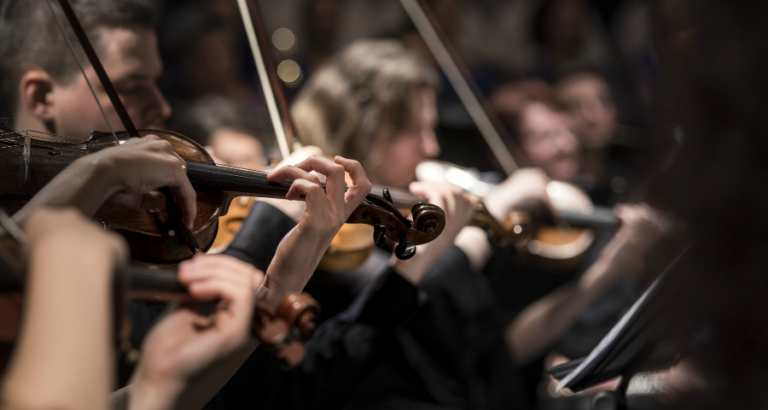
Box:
144, 85, 172, 127
421, 128, 440, 159
554, 129, 578, 153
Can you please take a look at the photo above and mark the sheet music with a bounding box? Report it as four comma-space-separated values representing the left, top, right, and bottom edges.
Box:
556, 245, 691, 391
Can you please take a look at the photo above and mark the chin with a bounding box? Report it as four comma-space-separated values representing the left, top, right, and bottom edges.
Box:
551, 164, 580, 181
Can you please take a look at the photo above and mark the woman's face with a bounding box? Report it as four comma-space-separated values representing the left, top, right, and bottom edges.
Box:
519, 102, 580, 180
375, 89, 440, 188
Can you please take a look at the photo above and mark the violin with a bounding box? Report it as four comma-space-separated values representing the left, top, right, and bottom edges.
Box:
10, 0, 444, 265
414, 160, 620, 269
0, 214, 319, 367
0, 121, 446, 264
396, 1, 624, 269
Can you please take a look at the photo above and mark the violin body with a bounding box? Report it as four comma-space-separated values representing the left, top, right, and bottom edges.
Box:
0, 126, 224, 262
414, 161, 620, 270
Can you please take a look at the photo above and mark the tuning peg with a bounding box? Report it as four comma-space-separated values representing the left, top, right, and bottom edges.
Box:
383, 188, 394, 205
394, 239, 416, 260
277, 340, 306, 367
373, 219, 387, 248
258, 318, 289, 345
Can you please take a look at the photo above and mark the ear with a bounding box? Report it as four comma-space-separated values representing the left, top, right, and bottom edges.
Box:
19, 70, 56, 123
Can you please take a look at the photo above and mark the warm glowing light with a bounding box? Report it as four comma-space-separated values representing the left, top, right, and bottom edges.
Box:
272, 28, 296, 51
277, 59, 302, 85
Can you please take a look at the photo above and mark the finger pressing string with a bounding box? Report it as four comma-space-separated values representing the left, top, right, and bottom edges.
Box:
267, 165, 322, 186
293, 156, 346, 203
335, 156, 371, 212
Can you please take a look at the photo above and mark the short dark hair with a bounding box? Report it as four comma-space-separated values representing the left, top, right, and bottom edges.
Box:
0, 0, 156, 116
171, 95, 272, 152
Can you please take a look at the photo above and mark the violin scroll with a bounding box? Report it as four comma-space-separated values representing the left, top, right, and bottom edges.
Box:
251, 292, 321, 367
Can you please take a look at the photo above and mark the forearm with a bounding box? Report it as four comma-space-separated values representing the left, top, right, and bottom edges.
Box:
13, 157, 118, 223
3, 236, 114, 410
506, 251, 620, 365
264, 224, 333, 309
168, 340, 260, 410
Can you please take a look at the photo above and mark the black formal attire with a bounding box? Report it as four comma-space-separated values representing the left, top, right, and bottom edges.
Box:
203, 202, 421, 410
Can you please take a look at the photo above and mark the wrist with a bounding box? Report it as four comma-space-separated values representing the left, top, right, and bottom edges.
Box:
72, 154, 125, 210
263, 224, 331, 309
129, 369, 186, 410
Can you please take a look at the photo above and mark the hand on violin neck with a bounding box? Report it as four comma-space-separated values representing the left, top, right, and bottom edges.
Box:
264, 156, 371, 306
267, 155, 371, 238
485, 168, 554, 224
590, 204, 670, 284
394, 182, 478, 284
98, 136, 198, 229
129, 254, 262, 410
273, 145, 324, 168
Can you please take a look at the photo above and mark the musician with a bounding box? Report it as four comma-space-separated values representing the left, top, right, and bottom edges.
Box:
491, 76, 643, 207
0, 3, 475, 409
555, 71, 644, 206
0, 0, 169, 138
285, 39, 668, 409
1, 207, 260, 410
171, 96, 269, 171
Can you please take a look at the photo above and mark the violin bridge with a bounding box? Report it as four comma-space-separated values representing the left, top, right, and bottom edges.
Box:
23, 129, 31, 181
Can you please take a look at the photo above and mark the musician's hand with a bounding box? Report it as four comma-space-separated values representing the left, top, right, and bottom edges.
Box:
582, 204, 669, 292
484, 168, 553, 224
273, 145, 324, 168
128, 254, 262, 410
264, 156, 371, 308
5, 208, 127, 410
95, 135, 197, 229
12, 136, 196, 228
606, 204, 669, 274
394, 181, 478, 284
259, 146, 325, 222
24, 207, 128, 270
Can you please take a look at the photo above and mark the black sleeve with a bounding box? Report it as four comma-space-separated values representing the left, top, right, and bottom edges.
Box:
204, 267, 419, 410
222, 201, 298, 272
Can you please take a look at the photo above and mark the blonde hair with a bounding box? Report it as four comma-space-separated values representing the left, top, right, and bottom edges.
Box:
292, 39, 438, 178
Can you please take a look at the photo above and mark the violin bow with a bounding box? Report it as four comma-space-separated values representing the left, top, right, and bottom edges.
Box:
236, 0, 297, 159
44, 0, 202, 256
399, 0, 526, 176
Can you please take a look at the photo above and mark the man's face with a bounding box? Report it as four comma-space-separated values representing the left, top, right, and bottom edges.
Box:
49, 27, 171, 138
519, 102, 580, 181
557, 75, 616, 150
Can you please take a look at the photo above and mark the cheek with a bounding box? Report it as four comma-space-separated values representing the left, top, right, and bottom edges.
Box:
525, 144, 554, 167
392, 140, 423, 168
378, 139, 421, 186
54, 93, 106, 136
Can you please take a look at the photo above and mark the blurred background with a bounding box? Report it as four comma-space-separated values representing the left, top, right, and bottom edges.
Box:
150, 0, 656, 175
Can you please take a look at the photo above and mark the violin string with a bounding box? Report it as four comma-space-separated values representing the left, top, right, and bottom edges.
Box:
0, 129, 348, 187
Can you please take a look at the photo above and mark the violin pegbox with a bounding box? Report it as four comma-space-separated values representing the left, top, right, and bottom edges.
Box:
345, 191, 445, 260
250, 292, 321, 367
